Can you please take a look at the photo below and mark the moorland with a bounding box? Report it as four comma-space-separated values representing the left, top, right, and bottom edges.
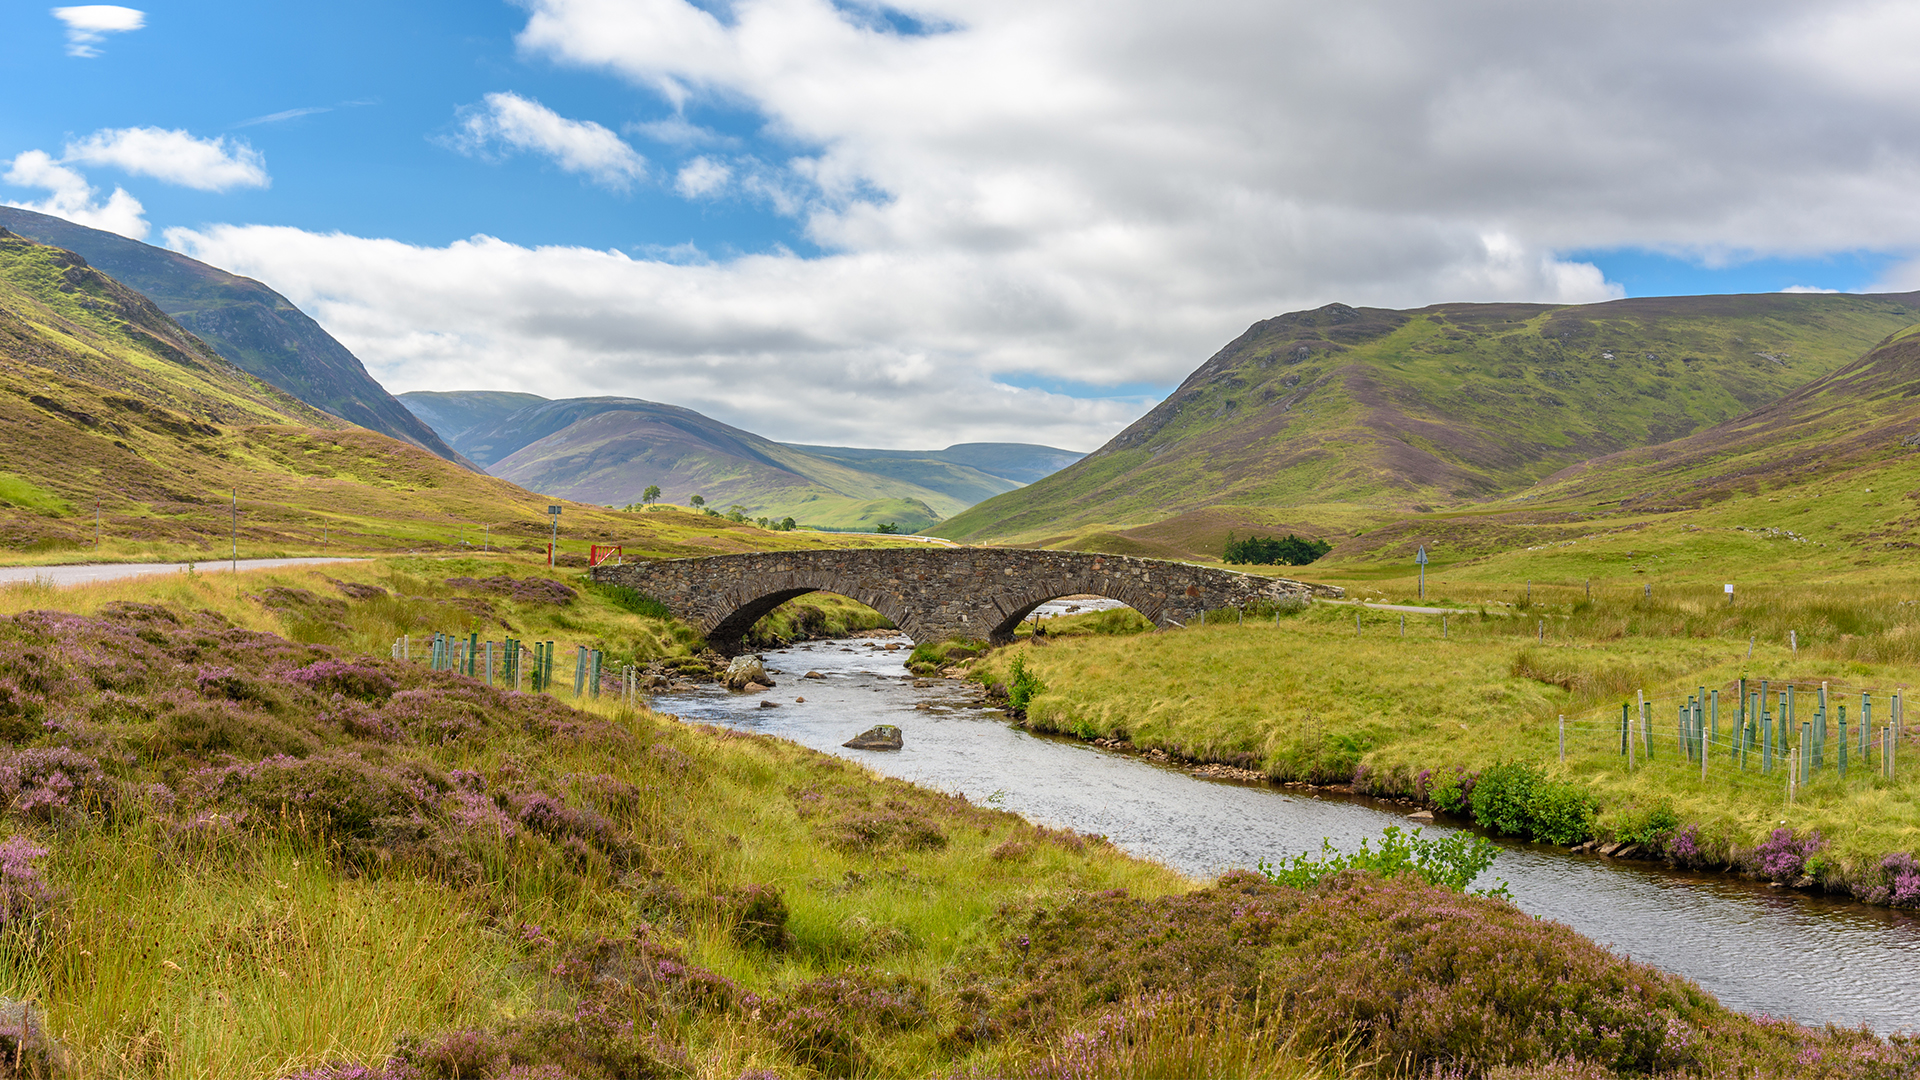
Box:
5, 210, 1920, 1076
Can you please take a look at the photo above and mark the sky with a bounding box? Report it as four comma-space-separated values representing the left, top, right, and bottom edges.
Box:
7, 1, 1920, 451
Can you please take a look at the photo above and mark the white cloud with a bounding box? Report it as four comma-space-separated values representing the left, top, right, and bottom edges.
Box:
64, 127, 268, 192
52, 5, 143, 58
1780, 285, 1842, 294
140, 1, 1920, 449
449, 92, 647, 190
3, 150, 147, 239
675, 156, 731, 198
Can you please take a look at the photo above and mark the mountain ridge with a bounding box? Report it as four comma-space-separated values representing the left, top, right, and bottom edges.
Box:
0, 206, 472, 468
933, 291, 1920, 553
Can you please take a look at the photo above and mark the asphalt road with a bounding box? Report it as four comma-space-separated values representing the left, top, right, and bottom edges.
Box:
0, 557, 365, 588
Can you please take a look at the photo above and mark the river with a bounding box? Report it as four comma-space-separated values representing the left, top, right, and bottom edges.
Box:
653, 628, 1920, 1035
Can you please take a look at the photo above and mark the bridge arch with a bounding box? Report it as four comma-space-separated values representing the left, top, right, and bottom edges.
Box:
593, 547, 1339, 654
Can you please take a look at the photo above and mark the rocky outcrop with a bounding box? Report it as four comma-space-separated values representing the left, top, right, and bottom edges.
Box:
843, 725, 904, 751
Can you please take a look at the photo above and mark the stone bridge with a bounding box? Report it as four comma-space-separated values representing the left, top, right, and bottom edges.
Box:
592, 547, 1342, 653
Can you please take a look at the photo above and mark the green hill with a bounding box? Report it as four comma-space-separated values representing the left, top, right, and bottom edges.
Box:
934, 293, 1920, 555
0, 206, 472, 468
0, 228, 883, 561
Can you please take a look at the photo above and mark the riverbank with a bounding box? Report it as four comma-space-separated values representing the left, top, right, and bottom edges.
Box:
2, 590, 1916, 1075
972, 592, 1920, 911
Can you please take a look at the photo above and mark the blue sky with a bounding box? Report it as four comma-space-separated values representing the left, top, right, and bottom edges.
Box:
7, 1, 1920, 450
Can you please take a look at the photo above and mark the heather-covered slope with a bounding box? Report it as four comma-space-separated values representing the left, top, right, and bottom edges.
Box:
0, 569, 1904, 1077
0, 206, 471, 467
0, 228, 892, 560
935, 293, 1920, 549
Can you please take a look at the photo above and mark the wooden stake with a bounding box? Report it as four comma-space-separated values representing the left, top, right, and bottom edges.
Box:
1558, 715, 1566, 764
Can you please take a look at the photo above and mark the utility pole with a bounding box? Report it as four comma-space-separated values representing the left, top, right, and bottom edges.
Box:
94, 496, 101, 549
231, 489, 238, 576
484, 523, 493, 553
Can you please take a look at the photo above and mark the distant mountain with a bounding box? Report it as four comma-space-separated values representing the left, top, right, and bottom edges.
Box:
0, 228, 851, 559
394, 390, 549, 464
933, 292, 1920, 553
782, 443, 1085, 503
0, 206, 471, 468
399, 392, 1084, 532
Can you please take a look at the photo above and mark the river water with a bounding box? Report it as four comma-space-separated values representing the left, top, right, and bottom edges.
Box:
654, 629, 1920, 1035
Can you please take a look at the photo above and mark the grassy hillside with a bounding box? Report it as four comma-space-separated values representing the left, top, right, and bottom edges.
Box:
935, 293, 1920, 552
0, 206, 470, 467
0, 228, 898, 562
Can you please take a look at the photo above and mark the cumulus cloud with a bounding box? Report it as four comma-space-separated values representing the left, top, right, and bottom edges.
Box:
146, 1, 1920, 448
449, 92, 647, 189
3, 150, 147, 239
64, 127, 268, 191
52, 5, 143, 58
675, 156, 731, 197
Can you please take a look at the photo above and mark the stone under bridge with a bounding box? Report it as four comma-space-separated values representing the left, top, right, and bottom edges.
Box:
592, 547, 1343, 653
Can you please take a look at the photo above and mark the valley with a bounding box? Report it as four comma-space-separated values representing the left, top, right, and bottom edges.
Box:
5, 212, 1920, 1076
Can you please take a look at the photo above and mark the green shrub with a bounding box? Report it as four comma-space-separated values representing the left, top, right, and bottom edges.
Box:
1429, 768, 1475, 815
1470, 761, 1542, 837
1528, 780, 1599, 845
1221, 532, 1332, 566
1612, 799, 1681, 848
1008, 656, 1045, 713
1259, 825, 1508, 898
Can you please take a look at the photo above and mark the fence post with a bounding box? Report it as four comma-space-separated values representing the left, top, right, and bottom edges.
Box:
1559, 715, 1565, 764
1642, 694, 1653, 761
1839, 706, 1848, 779
1622, 702, 1631, 765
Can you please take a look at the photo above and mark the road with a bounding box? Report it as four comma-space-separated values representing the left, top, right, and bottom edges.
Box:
0, 557, 365, 588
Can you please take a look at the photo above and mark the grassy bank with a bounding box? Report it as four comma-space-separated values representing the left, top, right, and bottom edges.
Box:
0, 570, 1910, 1077
977, 585, 1920, 899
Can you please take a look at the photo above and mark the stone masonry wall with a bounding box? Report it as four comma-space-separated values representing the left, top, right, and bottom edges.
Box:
594, 548, 1342, 652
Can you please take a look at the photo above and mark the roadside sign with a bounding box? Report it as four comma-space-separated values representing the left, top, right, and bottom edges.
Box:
1415, 545, 1429, 565
548, 505, 562, 515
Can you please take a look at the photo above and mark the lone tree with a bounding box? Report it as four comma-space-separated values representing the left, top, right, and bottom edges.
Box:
641, 484, 661, 504
689, 494, 705, 508
875, 522, 901, 534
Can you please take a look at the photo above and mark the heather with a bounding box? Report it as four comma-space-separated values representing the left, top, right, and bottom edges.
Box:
0, 569, 1915, 1075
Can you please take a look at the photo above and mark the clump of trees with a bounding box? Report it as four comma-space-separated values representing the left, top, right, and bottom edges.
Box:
1222, 532, 1331, 566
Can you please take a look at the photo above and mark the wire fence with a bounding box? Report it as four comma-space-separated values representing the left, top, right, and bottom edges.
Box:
389, 631, 644, 704
1553, 679, 1909, 801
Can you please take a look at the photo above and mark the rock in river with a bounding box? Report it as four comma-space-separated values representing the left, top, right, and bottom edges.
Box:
843, 724, 903, 751
724, 656, 774, 691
